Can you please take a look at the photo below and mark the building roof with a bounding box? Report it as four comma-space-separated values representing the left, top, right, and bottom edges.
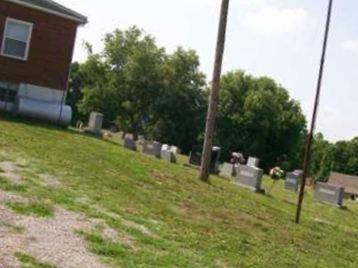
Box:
329, 172, 358, 195
4, 0, 87, 24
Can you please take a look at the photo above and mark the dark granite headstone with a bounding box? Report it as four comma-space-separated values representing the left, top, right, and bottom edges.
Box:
189, 146, 202, 166
161, 149, 177, 163
314, 182, 344, 207
285, 171, 303, 192
143, 141, 162, 158
220, 163, 236, 178
189, 146, 221, 173
124, 138, 137, 151
235, 164, 263, 192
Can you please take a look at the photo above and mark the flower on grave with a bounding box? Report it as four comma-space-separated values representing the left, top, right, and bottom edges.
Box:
269, 166, 285, 181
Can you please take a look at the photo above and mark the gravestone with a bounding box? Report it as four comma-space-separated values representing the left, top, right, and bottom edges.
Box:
137, 135, 146, 145
162, 144, 170, 151
171, 146, 181, 155
314, 182, 344, 207
285, 170, 303, 192
123, 137, 137, 151
247, 157, 260, 168
143, 141, 162, 158
125, 133, 134, 140
189, 146, 221, 173
220, 163, 236, 178
235, 164, 263, 192
87, 112, 103, 135
161, 149, 177, 163
189, 146, 202, 166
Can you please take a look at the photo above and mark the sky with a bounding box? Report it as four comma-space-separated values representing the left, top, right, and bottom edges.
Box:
57, 0, 358, 142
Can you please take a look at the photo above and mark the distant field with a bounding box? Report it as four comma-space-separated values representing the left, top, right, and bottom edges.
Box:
0, 115, 357, 268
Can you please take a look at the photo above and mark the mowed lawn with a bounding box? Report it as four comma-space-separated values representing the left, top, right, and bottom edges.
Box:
0, 115, 357, 268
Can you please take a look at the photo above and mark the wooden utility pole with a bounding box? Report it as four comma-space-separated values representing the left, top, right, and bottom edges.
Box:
295, 0, 334, 224
199, 0, 230, 182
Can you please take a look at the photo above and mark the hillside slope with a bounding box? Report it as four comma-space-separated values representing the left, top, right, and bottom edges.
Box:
0, 115, 357, 268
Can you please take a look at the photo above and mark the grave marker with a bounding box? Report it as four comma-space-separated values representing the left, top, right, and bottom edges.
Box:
314, 182, 344, 207
285, 171, 303, 192
143, 141, 162, 158
189, 146, 221, 173
235, 164, 263, 192
219, 163, 236, 178
87, 112, 103, 135
170, 146, 180, 155
124, 138, 137, 151
247, 157, 260, 168
161, 149, 177, 163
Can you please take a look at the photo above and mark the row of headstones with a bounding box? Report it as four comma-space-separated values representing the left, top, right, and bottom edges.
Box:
86, 113, 345, 208
220, 158, 264, 192
84, 112, 179, 163
285, 171, 345, 207
86, 112, 179, 163
220, 162, 346, 208
124, 135, 179, 164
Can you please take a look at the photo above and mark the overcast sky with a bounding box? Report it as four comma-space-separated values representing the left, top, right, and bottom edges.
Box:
57, 0, 358, 142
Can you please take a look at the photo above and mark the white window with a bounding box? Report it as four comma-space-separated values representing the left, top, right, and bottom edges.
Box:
1, 18, 33, 60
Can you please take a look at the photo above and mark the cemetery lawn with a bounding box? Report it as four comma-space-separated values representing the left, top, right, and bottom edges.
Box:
1, 116, 358, 268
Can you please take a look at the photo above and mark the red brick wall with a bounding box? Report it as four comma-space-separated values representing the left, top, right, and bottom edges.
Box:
0, 1, 79, 91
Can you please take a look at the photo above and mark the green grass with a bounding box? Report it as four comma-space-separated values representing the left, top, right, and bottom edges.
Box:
79, 231, 128, 258
15, 252, 56, 268
0, 176, 26, 192
0, 114, 358, 267
6, 201, 54, 218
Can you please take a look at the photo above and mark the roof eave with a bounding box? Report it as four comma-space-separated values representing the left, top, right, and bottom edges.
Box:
4, 0, 88, 25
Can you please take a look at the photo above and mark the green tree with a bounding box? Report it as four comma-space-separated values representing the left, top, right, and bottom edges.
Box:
150, 47, 207, 153
217, 71, 307, 171
70, 27, 207, 151
310, 134, 358, 181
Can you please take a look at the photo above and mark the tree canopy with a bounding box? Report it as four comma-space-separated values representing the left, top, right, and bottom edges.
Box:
216, 71, 307, 171
68, 26, 207, 153
310, 134, 358, 181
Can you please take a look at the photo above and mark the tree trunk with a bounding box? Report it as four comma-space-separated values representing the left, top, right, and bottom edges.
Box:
199, 0, 230, 182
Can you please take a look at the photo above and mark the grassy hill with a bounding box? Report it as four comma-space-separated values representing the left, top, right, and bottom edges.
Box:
0, 115, 357, 267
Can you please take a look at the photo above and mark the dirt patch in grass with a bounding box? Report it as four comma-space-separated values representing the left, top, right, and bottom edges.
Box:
0, 161, 23, 184
0, 191, 131, 268
39, 174, 62, 189
0, 191, 28, 203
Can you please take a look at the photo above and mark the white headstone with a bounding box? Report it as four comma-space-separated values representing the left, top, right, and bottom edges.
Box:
87, 112, 103, 135
161, 149, 177, 163
247, 157, 260, 168
220, 163, 236, 178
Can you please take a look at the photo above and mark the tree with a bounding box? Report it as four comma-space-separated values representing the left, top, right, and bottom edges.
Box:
310, 133, 332, 180
216, 71, 307, 171
150, 47, 207, 153
309, 134, 358, 181
70, 26, 207, 150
